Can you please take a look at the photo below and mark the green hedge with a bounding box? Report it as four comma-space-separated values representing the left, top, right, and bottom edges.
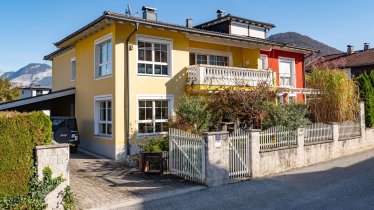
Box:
0, 111, 52, 198
357, 72, 374, 127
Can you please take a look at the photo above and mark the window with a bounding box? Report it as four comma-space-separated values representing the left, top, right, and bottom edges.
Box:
71, 57, 76, 80
279, 58, 295, 87
189, 53, 228, 66
36, 90, 43, 96
95, 95, 112, 137
95, 34, 112, 78
137, 97, 172, 134
259, 55, 268, 70
137, 37, 171, 76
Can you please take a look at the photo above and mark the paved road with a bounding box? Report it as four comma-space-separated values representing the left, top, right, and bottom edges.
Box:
127, 149, 374, 210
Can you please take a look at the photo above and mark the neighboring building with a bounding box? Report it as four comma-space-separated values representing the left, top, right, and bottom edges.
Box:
19, 86, 51, 99
1, 7, 315, 159
307, 43, 374, 78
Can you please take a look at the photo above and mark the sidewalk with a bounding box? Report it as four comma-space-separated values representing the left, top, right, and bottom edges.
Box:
70, 152, 205, 209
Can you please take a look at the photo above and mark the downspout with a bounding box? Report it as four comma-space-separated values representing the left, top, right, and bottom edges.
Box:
125, 22, 139, 156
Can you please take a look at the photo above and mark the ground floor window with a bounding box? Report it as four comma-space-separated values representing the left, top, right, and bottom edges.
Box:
137, 96, 173, 134
95, 95, 112, 137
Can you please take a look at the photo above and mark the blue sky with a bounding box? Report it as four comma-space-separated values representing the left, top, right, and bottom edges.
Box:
1, 0, 373, 74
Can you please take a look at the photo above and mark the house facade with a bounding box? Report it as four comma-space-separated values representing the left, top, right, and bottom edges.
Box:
44, 7, 314, 159
19, 86, 51, 99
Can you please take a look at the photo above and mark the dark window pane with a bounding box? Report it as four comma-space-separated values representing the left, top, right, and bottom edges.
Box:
146, 101, 153, 107
161, 66, 168, 75
155, 107, 161, 119
146, 108, 152, 120
155, 122, 169, 132
190, 53, 196, 65
99, 123, 106, 134
139, 123, 153, 133
139, 100, 145, 107
139, 108, 145, 120
107, 124, 112, 135
146, 64, 153, 74
138, 63, 145, 73
154, 65, 161, 74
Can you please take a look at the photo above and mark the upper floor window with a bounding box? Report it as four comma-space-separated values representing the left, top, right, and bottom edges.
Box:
259, 54, 268, 70
71, 57, 76, 80
95, 34, 112, 78
137, 36, 172, 76
189, 53, 229, 66
279, 57, 295, 87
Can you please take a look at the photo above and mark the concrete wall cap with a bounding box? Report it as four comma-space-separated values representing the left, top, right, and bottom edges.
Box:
35, 144, 70, 150
203, 131, 229, 135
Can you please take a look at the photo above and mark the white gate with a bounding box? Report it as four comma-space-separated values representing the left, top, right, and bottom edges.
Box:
169, 128, 206, 184
228, 129, 251, 179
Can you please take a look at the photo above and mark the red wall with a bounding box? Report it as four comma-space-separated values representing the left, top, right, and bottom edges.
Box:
260, 49, 305, 101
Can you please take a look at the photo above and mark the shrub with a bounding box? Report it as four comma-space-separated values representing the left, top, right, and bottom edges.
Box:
356, 71, 374, 127
307, 68, 359, 123
0, 111, 52, 198
173, 95, 214, 133
263, 102, 310, 130
0, 167, 64, 210
139, 137, 169, 152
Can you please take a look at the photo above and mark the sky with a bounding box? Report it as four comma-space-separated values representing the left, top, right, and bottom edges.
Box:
1, 0, 374, 74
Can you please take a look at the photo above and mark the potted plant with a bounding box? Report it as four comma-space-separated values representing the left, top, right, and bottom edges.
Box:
138, 137, 169, 175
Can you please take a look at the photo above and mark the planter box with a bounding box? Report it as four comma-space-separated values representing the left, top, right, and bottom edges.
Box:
141, 151, 168, 175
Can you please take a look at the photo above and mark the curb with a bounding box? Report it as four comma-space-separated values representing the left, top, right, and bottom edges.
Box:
88, 185, 207, 210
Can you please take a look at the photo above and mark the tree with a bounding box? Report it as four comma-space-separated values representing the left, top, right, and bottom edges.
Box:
306, 68, 359, 123
0, 79, 19, 103
356, 71, 374, 127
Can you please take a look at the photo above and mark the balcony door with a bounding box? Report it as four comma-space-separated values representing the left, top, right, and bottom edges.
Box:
279, 57, 295, 87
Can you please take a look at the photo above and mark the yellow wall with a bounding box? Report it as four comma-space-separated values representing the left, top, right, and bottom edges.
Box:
52, 50, 75, 91
51, 22, 263, 158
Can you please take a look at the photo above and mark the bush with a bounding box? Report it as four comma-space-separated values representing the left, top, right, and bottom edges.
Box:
356, 71, 374, 127
263, 103, 310, 130
0, 111, 52, 198
307, 68, 359, 123
173, 95, 214, 133
139, 137, 169, 152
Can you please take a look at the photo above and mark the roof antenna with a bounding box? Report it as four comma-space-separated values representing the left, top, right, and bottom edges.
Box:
125, 4, 132, 15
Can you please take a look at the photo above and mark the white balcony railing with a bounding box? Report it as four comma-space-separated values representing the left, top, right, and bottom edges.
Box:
186, 65, 274, 87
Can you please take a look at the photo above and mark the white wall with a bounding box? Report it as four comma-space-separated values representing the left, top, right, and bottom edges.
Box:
230, 22, 266, 39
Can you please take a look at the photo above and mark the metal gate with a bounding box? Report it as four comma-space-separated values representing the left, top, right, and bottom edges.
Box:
229, 129, 251, 179
169, 128, 206, 184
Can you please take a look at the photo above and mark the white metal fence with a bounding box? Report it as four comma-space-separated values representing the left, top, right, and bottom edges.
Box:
339, 121, 361, 139
260, 126, 297, 150
169, 128, 206, 184
304, 123, 333, 144
228, 129, 251, 179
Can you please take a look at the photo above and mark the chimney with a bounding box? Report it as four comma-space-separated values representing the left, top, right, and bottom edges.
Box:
364, 43, 370, 50
186, 18, 193, 28
142, 6, 157, 21
217, 9, 226, 18
347, 45, 355, 54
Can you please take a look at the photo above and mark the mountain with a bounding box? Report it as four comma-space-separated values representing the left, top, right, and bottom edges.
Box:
0, 63, 52, 87
268, 32, 342, 57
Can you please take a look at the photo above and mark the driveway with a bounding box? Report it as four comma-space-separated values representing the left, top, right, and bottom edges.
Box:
127, 148, 374, 210
69, 152, 203, 209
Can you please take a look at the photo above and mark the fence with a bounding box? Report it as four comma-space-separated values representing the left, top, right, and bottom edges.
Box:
259, 126, 297, 150
339, 121, 361, 139
228, 129, 251, 179
304, 123, 333, 144
169, 128, 206, 184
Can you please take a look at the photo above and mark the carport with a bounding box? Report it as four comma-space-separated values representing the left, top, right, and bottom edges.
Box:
0, 88, 75, 116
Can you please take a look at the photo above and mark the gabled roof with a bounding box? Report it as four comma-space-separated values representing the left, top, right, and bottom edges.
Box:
194, 14, 275, 29
45, 11, 316, 60
307, 49, 374, 69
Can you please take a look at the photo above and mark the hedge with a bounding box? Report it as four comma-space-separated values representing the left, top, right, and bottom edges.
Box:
0, 111, 52, 198
356, 72, 374, 127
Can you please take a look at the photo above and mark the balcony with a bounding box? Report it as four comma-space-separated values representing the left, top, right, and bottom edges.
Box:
186, 65, 274, 87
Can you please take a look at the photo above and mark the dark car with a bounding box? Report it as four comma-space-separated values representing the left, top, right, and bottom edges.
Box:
51, 117, 79, 152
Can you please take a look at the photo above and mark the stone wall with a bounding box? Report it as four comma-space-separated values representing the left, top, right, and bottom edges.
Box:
35, 144, 70, 210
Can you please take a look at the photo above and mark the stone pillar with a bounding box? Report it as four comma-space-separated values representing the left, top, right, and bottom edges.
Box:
249, 129, 261, 178
297, 127, 305, 167
330, 122, 339, 159
35, 144, 70, 210
360, 101, 366, 139
203, 131, 230, 187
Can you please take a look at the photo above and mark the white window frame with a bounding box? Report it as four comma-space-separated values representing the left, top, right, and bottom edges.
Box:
189, 48, 233, 66
259, 54, 268, 70
136, 35, 173, 77
278, 57, 296, 88
71, 57, 76, 81
94, 94, 113, 139
136, 94, 174, 136
94, 33, 112, 79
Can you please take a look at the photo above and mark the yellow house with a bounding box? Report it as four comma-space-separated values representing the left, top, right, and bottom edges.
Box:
42, 7, 314, 159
